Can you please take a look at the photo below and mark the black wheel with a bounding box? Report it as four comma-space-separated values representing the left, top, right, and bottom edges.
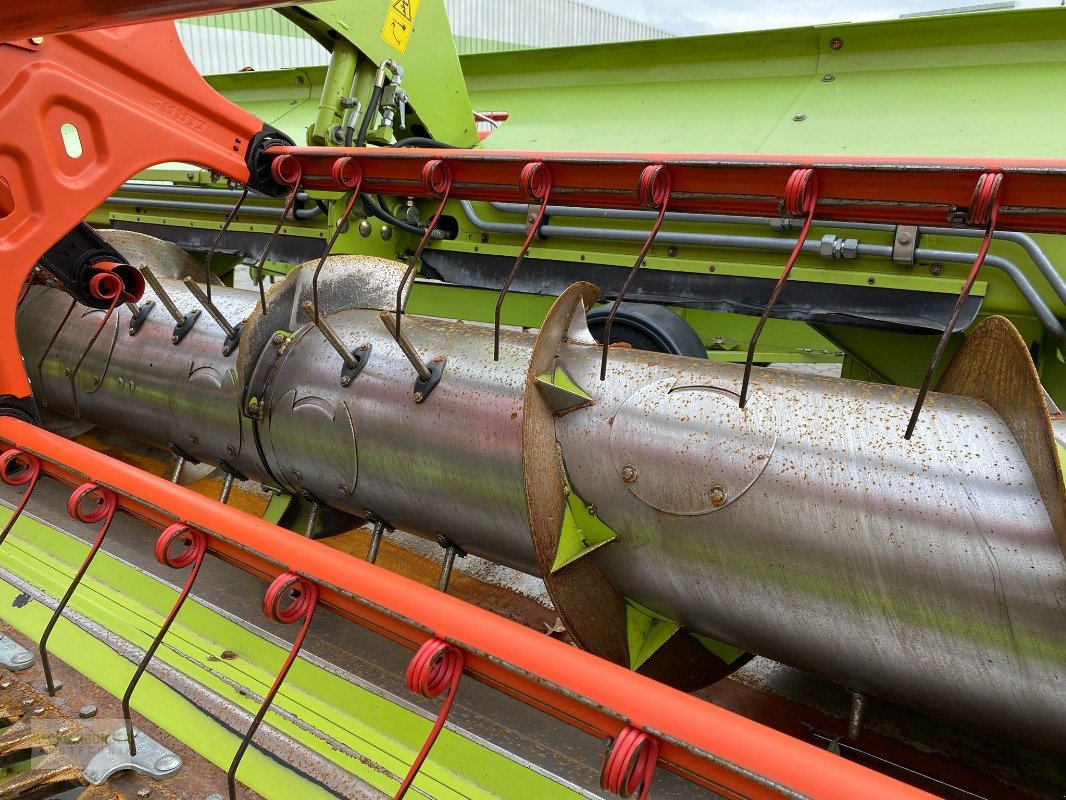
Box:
586, 302, 706, 358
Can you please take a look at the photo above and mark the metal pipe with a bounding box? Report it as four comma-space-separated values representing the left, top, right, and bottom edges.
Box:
489, 200, 1066, 310
462, 202, 1066, 347
105, 195, 323, 220
16, 277, 1066, 747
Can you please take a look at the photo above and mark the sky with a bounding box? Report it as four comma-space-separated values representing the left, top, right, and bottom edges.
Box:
579, 0, 1063, 35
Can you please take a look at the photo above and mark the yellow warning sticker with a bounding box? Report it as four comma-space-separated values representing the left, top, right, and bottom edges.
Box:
381, 0, 421, 54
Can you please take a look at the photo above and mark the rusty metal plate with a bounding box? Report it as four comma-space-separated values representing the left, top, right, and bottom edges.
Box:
609, 378, 776, 515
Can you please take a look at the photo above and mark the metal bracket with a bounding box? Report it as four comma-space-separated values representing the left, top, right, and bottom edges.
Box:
128, 300, 155, 336
223, 321, 243, 358
83, 727, 182, 785
892, 225, 919, 266
171, 308, 200, 345
0, 635, 34, 671
341, 344, 371, 387
413, 357, 446, 404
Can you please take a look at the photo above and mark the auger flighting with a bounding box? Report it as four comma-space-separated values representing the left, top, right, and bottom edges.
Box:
17, 252, 1066, 749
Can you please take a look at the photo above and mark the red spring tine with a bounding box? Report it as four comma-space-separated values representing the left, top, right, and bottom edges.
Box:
40, 483, 119, 695
252, 156, 305, 315
122, 523, 208, 756
738, 167, 819, 408
203, 186, 250, 304
393, 637, 465, 800
392, 159, 453, 345
905, 172, 1004, 439
311, 158, 364, 325
0, 449, 41, 546
599, 164, 672, 381
601, 726, 660, 800
69, 271, 125, 411
227, 572, 319, 800
494, 161, 553, 361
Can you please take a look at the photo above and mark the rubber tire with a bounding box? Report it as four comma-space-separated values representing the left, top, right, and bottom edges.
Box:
586, 302, 706, 358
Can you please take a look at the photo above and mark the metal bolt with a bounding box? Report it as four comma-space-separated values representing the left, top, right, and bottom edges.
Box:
432, 355, 444, 363
226, 445, 237, 457
341, 375, 352, 387
21, 698, 32, 707
137, 789, 152, 798
129, 381, 135, 391
929, 262, 945, 276
338, 485, 350, 496
829, 36, 844, 50
222, 345, 232, 356
188, 434, 198, 444
359, 344, 369, 351
897, 232, 912, 245
710, 485, 727, 508
867, 277, 876, 285
31, 706, 45, 716
586, 504, 597, 517
57, 725, 70, 735
62, 368, 70, 377
78, 704, 97, 719
221, 650, 238, 660
30, 36, 44, 44
171, 334, 180, 344
381, 225, 393, 241
413, 391, 424, 403
291, 470, 301, 482
666, 246, 678, 257
621, 464, 638, 483
821, 74, 835, 82
480, 233, 489, 243
358, 219, 372, 237
186, 171, 195, 181
793, 113, 807, 122
272, 333, 286, 346
117, 378, 124, 387
10, 651, 32, 666
155, 755, 181, 772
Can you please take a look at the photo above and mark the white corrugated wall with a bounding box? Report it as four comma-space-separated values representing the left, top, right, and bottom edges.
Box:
177, 1, 671, 74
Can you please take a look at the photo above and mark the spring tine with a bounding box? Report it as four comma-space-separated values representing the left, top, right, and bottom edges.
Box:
738, 168, 819, 408
122, 524, 207, 756
40, 483, 119, 695
393, 638, 465, 800
68, 272, 125, 406
905, 172, 1003, 439
392, 160, 453, 350
0, 450, 42, 547
599, 165, 671, 381
203, 186, 249, 304
251, 155, 305, 316
228, 572, 319, 800
311, 158, 363, 326
494, 162, 552, 361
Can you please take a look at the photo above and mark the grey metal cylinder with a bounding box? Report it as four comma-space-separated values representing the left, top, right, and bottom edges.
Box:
16, 279, 1066, 746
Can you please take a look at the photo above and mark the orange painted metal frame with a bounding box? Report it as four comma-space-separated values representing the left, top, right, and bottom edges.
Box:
0, 1, 293, 41
0, 23, 266, 398
0, 416, 934, 800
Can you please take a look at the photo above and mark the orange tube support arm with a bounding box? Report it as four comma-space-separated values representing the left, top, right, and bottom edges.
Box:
0, 416, 936, 800
0, 1, 295, 41
0, 23, 284, 400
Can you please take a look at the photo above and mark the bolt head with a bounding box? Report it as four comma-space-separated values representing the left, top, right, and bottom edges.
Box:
30, 36, 44, 44
793, 113, 807, 122
358, 219, 372, 237
897, 232, 912, 245
432, 355, 444, 363
709, 484, 727, 508
338, 485, 350, 496
341, 376, 352, 387
822, 74, 835, 82
222, 346, 232, 356
31, 706, 45, 716
586, 504, 597, 517
171, 335, 179, 344
78, 704, 97, 719
413, 391, 424, 403
154, 754, 181, 773
621, 465, 638, 483
62, 368, 70, 377
380, 225, 393, 241
137, 789, 152, 798
226, 445, 237, 457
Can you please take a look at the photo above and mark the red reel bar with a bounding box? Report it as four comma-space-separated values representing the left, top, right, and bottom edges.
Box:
268, 145, 1066, 234
0, 416, 935, 800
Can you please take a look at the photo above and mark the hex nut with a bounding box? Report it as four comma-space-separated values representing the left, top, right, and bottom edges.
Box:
78, 704, 97, 719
